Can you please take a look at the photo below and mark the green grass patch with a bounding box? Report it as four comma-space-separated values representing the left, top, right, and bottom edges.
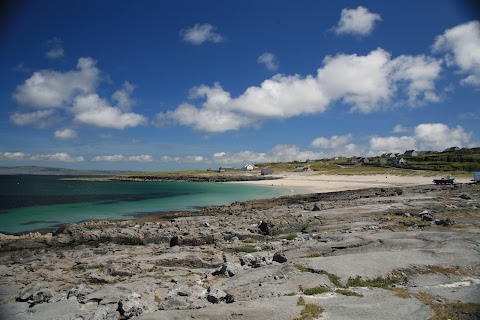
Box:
335, 289, 363, 297
295, 297, 324, 320
242, 238, 257, 243
285, 232, 298, 240
346, 275, 400, 289
299, 285, 330, 296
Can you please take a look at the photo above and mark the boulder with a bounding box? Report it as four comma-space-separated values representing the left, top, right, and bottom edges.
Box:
206, 288, 235, 304
118, 292, 150, 318
273, 252, 288, 263
18, 284, 54, 305
212, 262, 244, 277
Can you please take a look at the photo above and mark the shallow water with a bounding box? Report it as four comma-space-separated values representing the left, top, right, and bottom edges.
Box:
0, 175, 289, 234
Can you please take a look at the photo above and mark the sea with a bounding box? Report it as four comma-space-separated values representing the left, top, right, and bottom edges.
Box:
0, 175, 290, 235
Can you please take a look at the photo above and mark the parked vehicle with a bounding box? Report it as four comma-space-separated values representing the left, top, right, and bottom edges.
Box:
472, 172, 480, 184
433, 176, 455, 185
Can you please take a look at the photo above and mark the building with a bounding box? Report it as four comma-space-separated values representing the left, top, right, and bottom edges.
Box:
219, 166, 238, 172
242, 164, 254, 171
404, 150, 418, 157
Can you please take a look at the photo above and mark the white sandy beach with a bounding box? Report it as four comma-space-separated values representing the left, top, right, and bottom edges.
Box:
232, 172, 471, 194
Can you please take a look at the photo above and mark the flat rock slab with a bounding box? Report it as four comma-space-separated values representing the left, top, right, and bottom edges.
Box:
138, 296, 302, 320
312, 288, 433, 320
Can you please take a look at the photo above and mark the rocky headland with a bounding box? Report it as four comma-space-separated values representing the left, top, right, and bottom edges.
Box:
1, 184, 479, 319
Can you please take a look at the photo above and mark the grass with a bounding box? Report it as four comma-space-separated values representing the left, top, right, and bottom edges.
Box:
299, 285, 330, 296
390, 288, 410, 299
304, 251, 322, 258
242, 238, 257, 243
416, 291, 480, 320
285, 232, 298, 240
293, 264, 342, 287
293, 263, 312, 273
335, 289, 364, 297
294, 297, 324, 320
346, 275, 400, 289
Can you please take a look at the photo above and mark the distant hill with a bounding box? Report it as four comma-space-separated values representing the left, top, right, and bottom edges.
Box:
0, 166, 125, 176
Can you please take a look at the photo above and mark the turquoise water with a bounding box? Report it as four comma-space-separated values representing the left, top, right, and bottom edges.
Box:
0, 175, 289, 235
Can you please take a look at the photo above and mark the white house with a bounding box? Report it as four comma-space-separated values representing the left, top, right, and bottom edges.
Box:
242, 164, 254, 171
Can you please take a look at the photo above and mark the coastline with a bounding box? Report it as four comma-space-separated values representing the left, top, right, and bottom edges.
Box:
0, 182, 479, 319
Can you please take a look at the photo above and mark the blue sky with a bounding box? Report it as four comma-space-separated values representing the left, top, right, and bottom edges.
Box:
1, 0, 479, 171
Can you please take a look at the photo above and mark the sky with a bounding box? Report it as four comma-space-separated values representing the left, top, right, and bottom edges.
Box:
0, 0, 479, 171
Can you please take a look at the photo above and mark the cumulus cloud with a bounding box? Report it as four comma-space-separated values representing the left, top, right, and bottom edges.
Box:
389, 55, 442, 104
156, 48, 442, 132
334, 6, 381, 36
210, 145, 324, 164
159, 155, 204, 163
0, 152, 84, 162
369, 123, 472, 154
311, 134, 352, 149
10, 110, 59, 128
72, 93, 146, 129
258, 52, 279, 71
44, 37, 64, 59
392, 124, 409, 133
112, 81, 136, 110
432, 21, 480, 87
311, 134, 363, 157
180, 23, 224, 45
92, 154, 153, 162
12, 57, 99, 108
54, 128, 77, 140
369, 136, 417, 154
414, 123, 472, 150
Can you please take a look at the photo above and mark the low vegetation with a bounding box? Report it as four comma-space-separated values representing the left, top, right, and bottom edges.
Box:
335, 289, 364, 297
346, 275, 400, 289
416, 292, 480, 320
299, 285, 329, 296
285, 232, 298, 240
294, 297, 324, 320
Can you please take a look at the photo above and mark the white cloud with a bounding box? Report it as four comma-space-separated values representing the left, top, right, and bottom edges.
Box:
414, 123, 472, 150
392, 124, 409, 133
311, 134, 363, 157
72, 93, 146, 129
209, 145, 324, 164
180, 23, 224, 45
258, 52, 279, 71
213, 152, 226, 157
156, 103, 253, 132
432, 21, 480, 87
369, 136, 417, 154
44, 37, 64, 59
12, 57, 99, 108
10, 109, 58, 128
369, 123, 473, 154
0, 152, 84, 162
92, 154, 153, 162
389, 55, 442, 104
112, 81, 136, 110
54, 128, 77, 140
311, 134, 352, 149
334, 6, 381, 36
157, 48, 442, 132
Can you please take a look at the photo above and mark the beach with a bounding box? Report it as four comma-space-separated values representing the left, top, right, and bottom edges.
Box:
232, 172, 471, 193
0, 174, 479, 319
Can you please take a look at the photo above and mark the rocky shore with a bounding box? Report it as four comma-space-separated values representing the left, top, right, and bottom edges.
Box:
1, 184, 479, 319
